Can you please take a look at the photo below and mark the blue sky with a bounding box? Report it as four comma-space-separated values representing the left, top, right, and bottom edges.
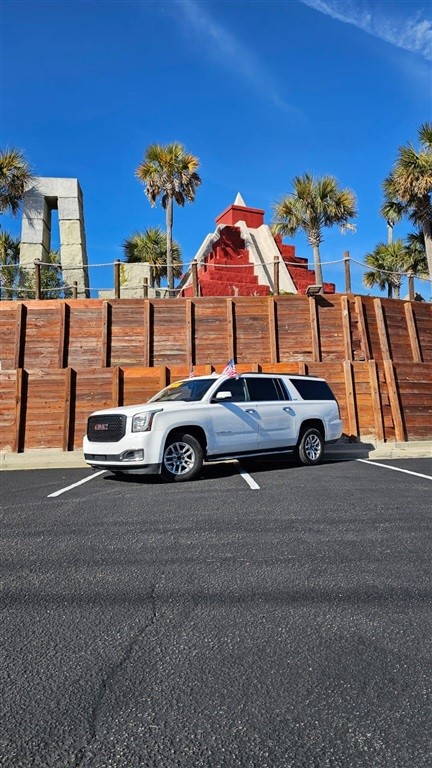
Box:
2, 0, 431, 297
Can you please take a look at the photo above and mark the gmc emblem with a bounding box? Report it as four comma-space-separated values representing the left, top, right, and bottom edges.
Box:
95, 423, 109, 431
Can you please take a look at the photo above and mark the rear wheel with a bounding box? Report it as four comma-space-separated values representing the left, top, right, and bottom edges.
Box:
162, 432, 204, 482
297, 427, 324, 465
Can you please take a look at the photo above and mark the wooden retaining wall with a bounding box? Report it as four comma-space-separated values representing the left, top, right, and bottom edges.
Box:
0, 295, 431, 451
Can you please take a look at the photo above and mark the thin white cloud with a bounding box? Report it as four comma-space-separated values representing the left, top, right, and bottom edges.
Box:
173, 0, 298, 113
300, 0, 432, 61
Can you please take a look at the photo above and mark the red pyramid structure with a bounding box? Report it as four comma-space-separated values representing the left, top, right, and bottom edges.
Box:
179, 194, 335, 297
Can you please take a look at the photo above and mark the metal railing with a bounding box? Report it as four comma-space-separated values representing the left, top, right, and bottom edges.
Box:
0, 252, 430, 301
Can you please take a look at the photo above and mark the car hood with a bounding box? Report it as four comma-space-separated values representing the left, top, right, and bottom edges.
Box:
89, 401, 202, 417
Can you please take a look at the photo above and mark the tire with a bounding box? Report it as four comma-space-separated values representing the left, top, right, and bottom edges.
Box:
297, 427, 324, 465
161, 432, 204, 482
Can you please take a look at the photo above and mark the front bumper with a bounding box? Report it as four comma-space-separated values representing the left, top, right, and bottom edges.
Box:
84, 454, 161, 475
83, 430, 162, 474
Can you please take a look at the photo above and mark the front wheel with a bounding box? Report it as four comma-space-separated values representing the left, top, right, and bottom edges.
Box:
161, 432, 204, 482
297, 428, 324, 465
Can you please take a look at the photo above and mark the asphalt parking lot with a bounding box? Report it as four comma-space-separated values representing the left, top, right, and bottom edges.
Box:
1, 456, 431, 768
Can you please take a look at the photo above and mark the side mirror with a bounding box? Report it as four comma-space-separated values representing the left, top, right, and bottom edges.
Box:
214, 391, 232, 401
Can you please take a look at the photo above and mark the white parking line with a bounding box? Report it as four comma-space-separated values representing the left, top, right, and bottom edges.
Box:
238, 466, 260, 489
48, 470, 107, 498
356, 459, 432, 481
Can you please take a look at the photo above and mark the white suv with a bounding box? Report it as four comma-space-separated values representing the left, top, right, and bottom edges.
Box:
83, 373, 342, 482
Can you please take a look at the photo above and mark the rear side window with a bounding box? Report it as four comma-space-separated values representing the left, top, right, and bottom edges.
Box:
290, 379, 335, 401
246, 377, 281, 401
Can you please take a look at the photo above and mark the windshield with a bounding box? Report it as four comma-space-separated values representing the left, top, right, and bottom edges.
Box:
149, 378, 215, 403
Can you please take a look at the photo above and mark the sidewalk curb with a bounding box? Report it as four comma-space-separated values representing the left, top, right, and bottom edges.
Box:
1, 440, 431, 471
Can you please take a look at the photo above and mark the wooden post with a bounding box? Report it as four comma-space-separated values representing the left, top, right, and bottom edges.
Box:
343, 361, 358, 438
192, 262, 199, 297
186, 300, 194, 369
309, 297, 321, 361
344, 250, 351, 294
72, 281, 78, 299
226, 298, 235, 361
368, 360, 384, 441
354, 296, 371, 361
13, 303, 26, 370
383, 359, 406, 442
159, 365, 168, 390
404, 302, 422, 362
408, 273, 415, 301
34, 260, 41, 300
12, 368, 25, 452
143, 278, 148, 298
58, 302, 69, 368
273, 260, 280, 295
374, 299, 390, 360
143, 300, 151, 367
341, 295, 352, 361
114, 260, 121, 299
62, 367, 74, 451
112, 366, 121, 407
101, 301, 110, 367
268, 296, 278, 363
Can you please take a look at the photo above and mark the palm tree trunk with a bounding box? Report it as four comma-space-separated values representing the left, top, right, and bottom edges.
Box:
422, 220, 432, 286
387, 223, 393, 245
166, 194, 174, 295
312, 245, 323, 287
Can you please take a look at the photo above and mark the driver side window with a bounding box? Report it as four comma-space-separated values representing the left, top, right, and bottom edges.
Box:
215, 378, 247, 402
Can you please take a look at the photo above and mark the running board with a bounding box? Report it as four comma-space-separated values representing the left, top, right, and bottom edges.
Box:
206, 448, 296, 463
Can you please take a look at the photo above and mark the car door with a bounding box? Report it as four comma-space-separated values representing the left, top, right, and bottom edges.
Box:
209, 377, 260, 454
244, 376, 297, 450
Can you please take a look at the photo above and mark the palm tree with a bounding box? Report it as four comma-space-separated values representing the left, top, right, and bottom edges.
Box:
122, 227, 182, 288
0, 231, 20, 299
382, 123, 432, 282
272, 173, 357, 287
135, 142, 201, 295
380, 198, 403, 245
363, 240, 408, 298
0, 148, 33, 216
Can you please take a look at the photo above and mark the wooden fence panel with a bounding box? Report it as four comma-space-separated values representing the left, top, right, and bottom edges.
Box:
232, 297, 271, 363
193, 298, 230, 364
122, 366, 167, 406
0, 370, 17, 450
412, 303, 432, 363
316, 295, 346, 361
275, 296, 314, 362
152, 299, 188, 365
22, 304, 62, 369
393, 363, 432, 440
381, 299, 414, 362
0, 306, 19, 370
67, 302, 104, 368
109, 300, 146, 367
23, 369, 66, 449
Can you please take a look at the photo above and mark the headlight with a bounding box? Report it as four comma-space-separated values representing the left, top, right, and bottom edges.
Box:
132, 410, 160, 432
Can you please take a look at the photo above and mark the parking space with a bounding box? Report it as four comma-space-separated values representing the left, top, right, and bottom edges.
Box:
1, 455, 431, 503
1, 456, 431, 767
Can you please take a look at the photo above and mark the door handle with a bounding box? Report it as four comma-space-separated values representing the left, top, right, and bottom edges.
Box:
246, 408, 257, 414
